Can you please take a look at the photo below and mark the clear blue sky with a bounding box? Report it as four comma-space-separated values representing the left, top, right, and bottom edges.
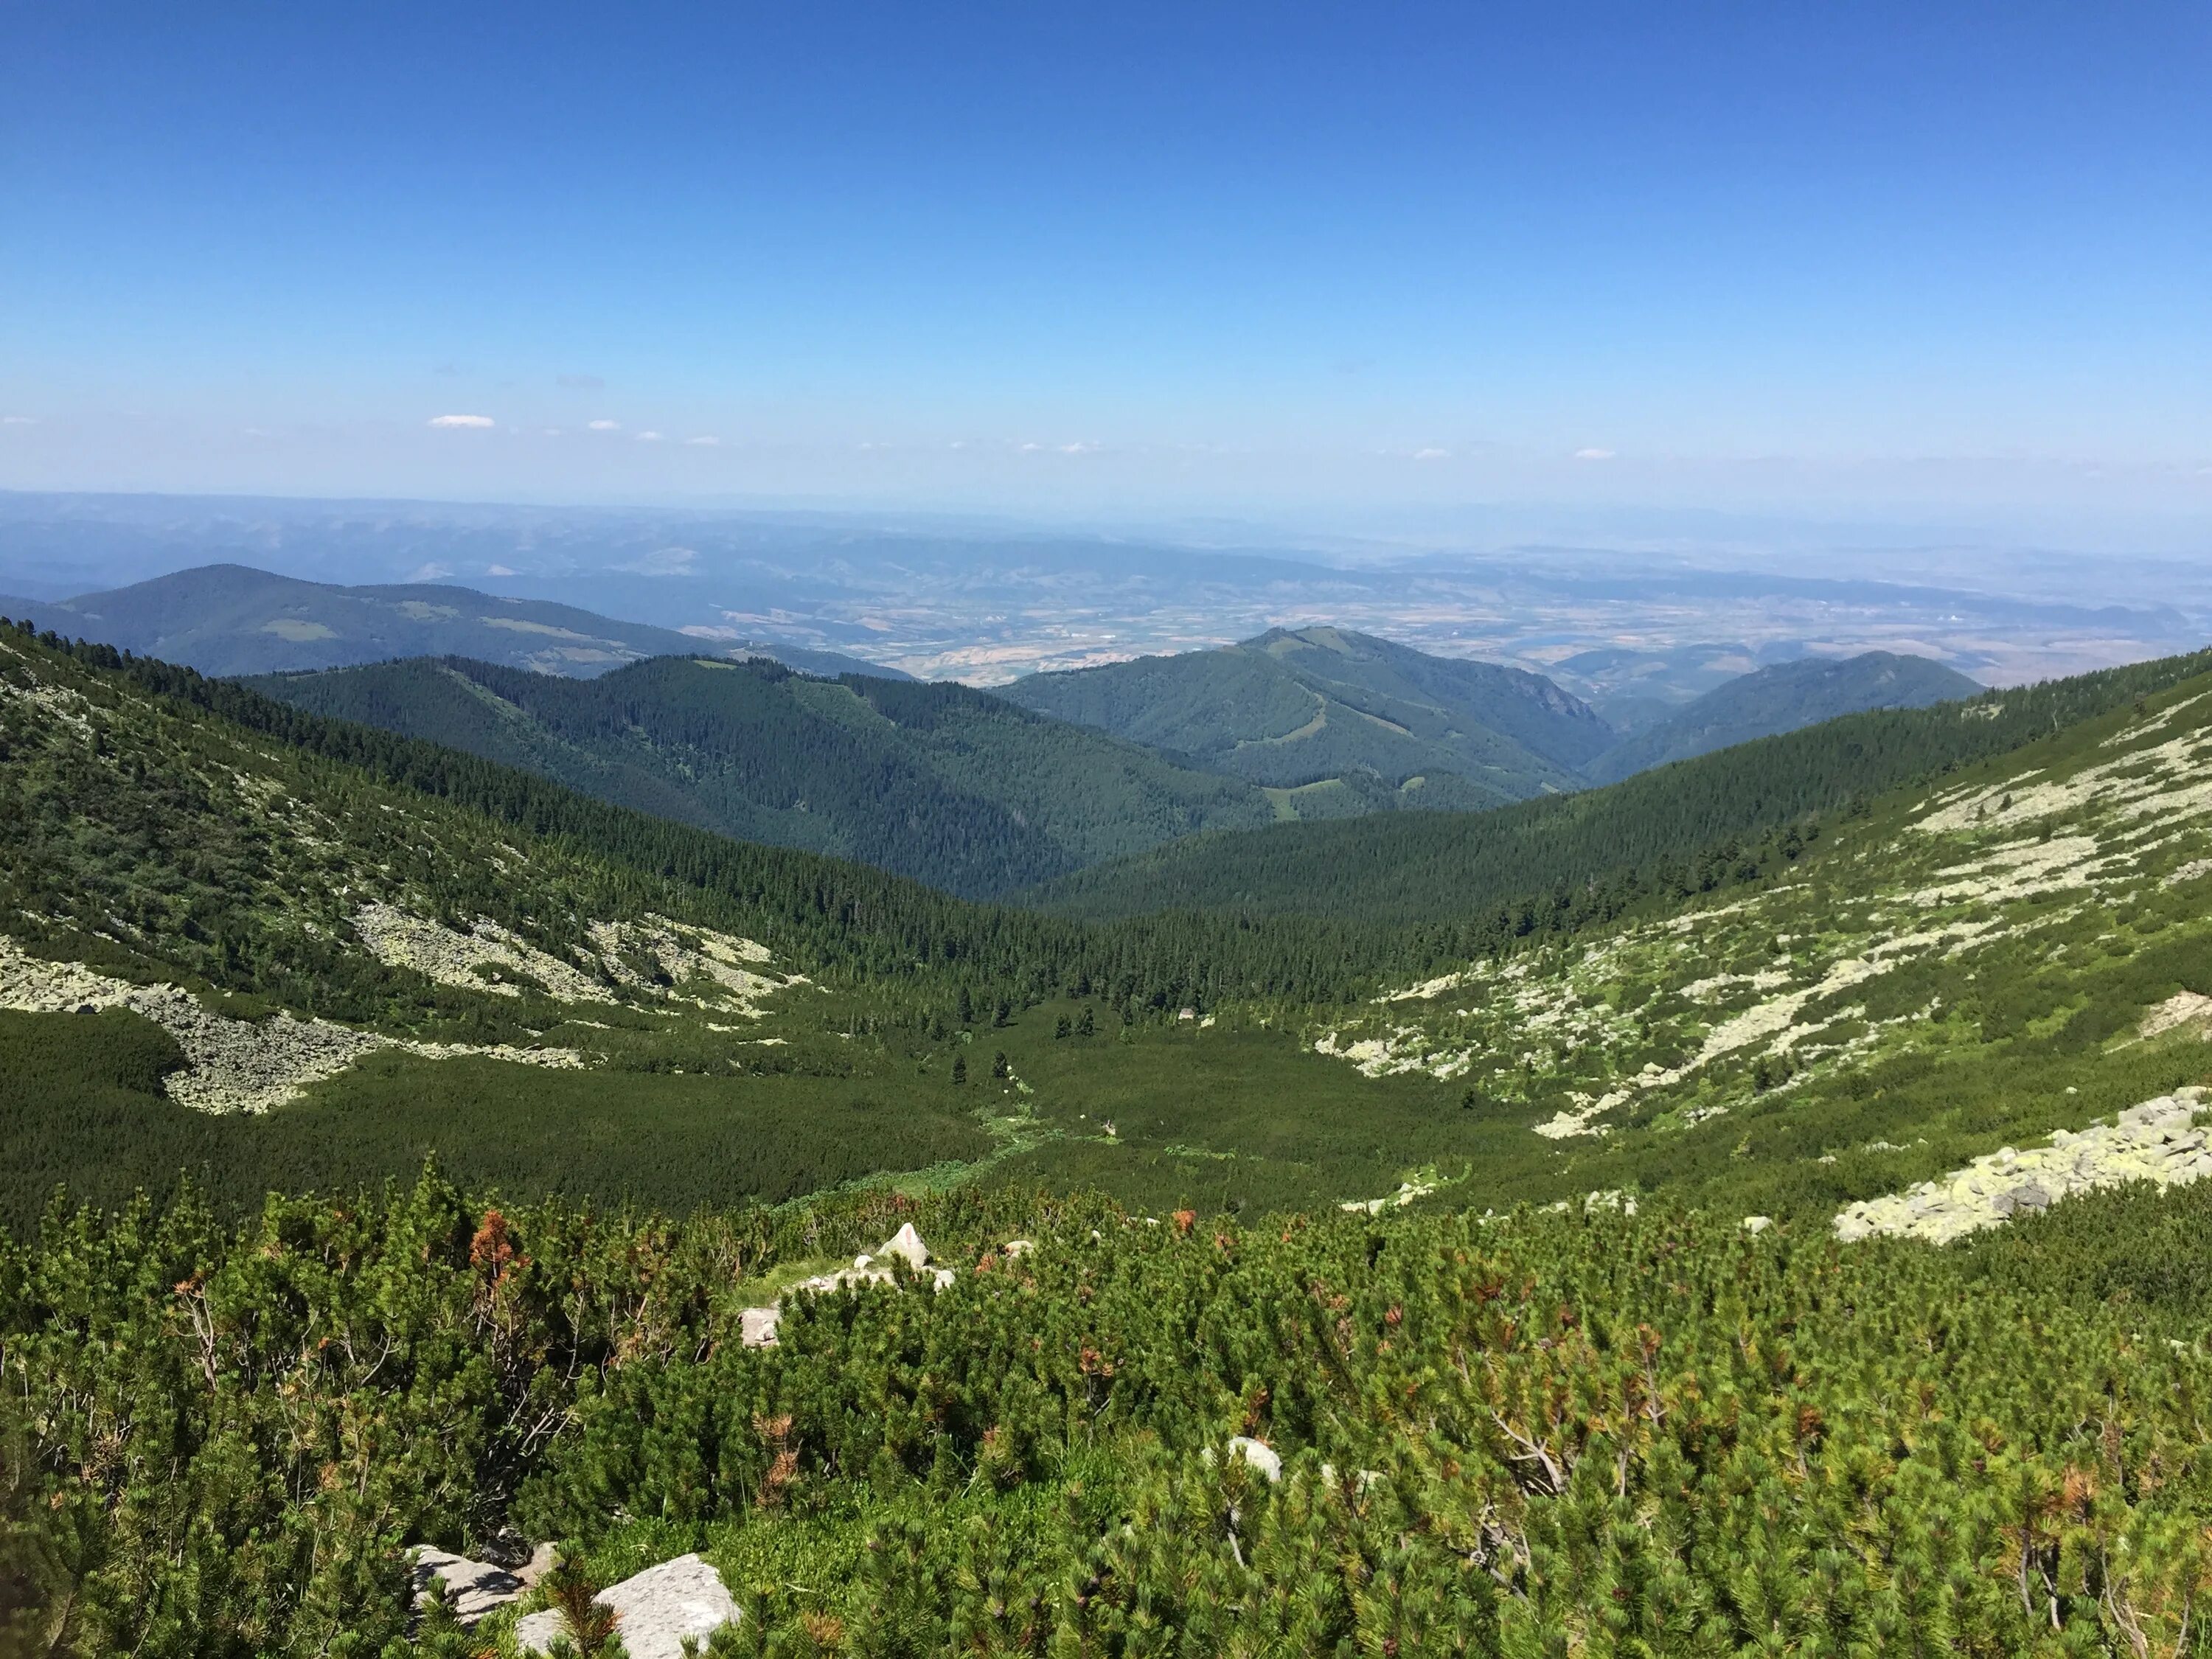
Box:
3, 1, 2207, 528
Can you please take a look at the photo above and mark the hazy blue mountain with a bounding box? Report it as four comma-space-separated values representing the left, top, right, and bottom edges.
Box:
998, 625, 1610, 809
14, 563, 908, 681
1579, 650, 1983, 784
247, 653, 1276, 897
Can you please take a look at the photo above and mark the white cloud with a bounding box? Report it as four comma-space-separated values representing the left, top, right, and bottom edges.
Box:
406, 563, 454, 581
486, 564, 520, 577
684, 435, 720, 447
1573, 447, 1615, 461
588, 419, 621, 431
1, 415, 37, 425
636, 430, 664, 442
1059, 441, 1099, 455
428, 414, 495, 429
1413, 447, 1450, 461
1018, 441, 1044, 452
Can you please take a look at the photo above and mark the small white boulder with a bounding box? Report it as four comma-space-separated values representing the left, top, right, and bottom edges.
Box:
1228, 1436, 1282, 1484
740, 1306, 781, 1348
877, 1222, 931, 1270
514, 1554, 740, 1659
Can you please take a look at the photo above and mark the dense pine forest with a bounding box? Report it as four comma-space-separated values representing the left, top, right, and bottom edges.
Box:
10, 1170, 2212, 1655
247, 655, 1276, 899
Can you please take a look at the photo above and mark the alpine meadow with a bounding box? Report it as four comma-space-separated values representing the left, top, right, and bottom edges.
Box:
9, 5, 2212, 1656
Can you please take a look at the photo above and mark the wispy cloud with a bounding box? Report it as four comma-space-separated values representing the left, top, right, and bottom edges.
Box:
636, 430, 664, 442
588, 419, 621, 431
428, 414, 495, 428
1573, 447, 1615, 461
406, 563, 454, 581
486, 564, 520, 577
1413, 446, 1450, 461
2, 416, 39, 425
684, 435, 720, 447
1059, 441, 1099, 455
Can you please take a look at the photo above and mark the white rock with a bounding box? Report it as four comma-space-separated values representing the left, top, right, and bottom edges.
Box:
877, 1222, 931, 1270
410, 1547, 524, 1625
1228, 1436, 1282, 1484
514, 1554, 740, 1659
740, 1306, 780, 1348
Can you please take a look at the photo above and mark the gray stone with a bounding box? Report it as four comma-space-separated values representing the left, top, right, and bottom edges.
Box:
739, 1305, 780, 1348
410, 1547, 524, 1626
514, 1554, 740, 1659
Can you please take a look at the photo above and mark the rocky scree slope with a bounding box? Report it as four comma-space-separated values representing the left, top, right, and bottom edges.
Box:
1306, 667, 2212, 1230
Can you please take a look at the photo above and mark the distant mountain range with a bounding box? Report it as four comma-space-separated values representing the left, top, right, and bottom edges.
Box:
0, 563, 904, 681
999, 626, 1613, 814
1581, 650, 1983, 784
2, 557, 2000, 891
246, 617, 1992, 900
247, 653, 1273, 899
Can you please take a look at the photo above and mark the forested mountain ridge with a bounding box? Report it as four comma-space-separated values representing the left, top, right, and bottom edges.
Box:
999, 625, 1607, 810
245, 653, 1278, 899
1581, 648, 1982, 783
1022, 643, 2212, 925
10, 561, 906, 680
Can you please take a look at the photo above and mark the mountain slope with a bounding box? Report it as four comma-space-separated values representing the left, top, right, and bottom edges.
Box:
11, 562, 908, 680
998, 626, 1609, 807
246, 654, 1278, 898
1582, 650, 1981, 783
1019, 646, 2212, 926
22, 651, 2212, 1659
1300, 657, 2212, 1228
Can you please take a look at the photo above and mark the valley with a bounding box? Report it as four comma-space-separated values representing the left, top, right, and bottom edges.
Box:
10, 612, 2212, 1656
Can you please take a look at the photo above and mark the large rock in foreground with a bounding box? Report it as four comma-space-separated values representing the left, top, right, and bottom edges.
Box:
514, 1554, 740, 1659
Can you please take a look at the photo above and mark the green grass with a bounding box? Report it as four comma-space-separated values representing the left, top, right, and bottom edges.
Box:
0, 1012, 992, 1231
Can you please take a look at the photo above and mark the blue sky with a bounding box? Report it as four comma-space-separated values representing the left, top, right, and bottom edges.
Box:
2, 1, 2207, 529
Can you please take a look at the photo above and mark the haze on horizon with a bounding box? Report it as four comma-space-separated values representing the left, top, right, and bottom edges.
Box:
2, 1, 2208, 549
